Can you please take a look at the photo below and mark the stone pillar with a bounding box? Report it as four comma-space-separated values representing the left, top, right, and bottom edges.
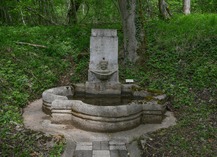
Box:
86, 29, 121, 95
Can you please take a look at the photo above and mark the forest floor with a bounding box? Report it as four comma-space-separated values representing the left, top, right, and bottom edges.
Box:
0, 14, 217, 156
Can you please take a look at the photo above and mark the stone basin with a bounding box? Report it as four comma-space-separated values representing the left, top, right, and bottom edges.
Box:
42, 84, 167, 132
90, 70, 116, 80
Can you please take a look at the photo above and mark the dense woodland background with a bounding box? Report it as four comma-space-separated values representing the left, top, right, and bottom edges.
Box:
0, 0, 217, 26
0, 0, 217, 156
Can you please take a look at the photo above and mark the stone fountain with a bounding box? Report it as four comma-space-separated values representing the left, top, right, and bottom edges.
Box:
42, 29, 167, 132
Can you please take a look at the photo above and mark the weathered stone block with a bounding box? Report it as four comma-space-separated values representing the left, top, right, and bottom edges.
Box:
93, 141, 109, 150
51, 100, 73, 110
93, 150, 110, 157
74, 150, 92, 157
92, 29, 117, 36
51, 112, 72, 124
142, 115, 163, 124
121, 84, 140, 94
143, 110, 163, 115
154, 94, 167, 100
109, 145, 127, 150
89, 29, 118, 71
85, 82, 121, 95
133, 90, 149, 97
143, 101, 165, 111
110, 150, 128, 157
74, 83, 85, 94
76, 142, 92, 150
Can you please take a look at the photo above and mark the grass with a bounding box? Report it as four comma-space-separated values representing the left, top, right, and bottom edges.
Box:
0, 13, 216, 156
137, 14, 217, 156
0, 26, 90, 156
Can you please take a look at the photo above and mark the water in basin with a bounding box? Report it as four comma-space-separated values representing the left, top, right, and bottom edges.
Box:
67, 94, 143, 106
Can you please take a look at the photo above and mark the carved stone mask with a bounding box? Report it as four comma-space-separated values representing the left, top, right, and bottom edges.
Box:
99, 60, 108, 70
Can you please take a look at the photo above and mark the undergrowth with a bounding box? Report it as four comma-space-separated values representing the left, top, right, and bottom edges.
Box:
137, 14, 217, 156
0, 26, 90, 156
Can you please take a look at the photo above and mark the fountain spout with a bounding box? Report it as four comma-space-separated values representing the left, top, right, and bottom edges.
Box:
91, 59, 116, 81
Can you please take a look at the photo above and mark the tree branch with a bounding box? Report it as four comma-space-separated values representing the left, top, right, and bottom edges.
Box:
25, 7, 58, 25
15, 42, 47, 48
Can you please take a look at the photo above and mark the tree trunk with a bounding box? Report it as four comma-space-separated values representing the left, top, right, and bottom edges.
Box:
0, 6, 12, 25
145, 0, 152, 18
183, 0, 191, 15
158, 0, 171, 19
37, 0, 56, 25
20, 10, 26, 26
118, 0, 143, 63
67, 0, 81, 25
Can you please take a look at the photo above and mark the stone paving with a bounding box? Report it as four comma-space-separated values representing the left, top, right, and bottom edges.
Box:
23, 99, 177, 157
74, 141, 128, 157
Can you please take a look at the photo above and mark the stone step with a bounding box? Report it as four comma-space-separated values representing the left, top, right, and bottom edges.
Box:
73, 141, 129, 157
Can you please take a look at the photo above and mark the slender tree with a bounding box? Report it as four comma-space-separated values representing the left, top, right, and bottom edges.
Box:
0, 0, 15, 25
183, 0, 191, 15
67, 0, 81, 25
158, 0, 171, 19
37, 0, 56, 25
118, 0, 145, 63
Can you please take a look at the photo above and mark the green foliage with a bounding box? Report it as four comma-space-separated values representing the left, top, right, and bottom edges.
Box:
192, 0, 217, 13
0, 0, 121, 26
49, 141, 65, 157
136, 14, 217, 156
1, 0, 216, 26
0, 26, 90, 156
77, 0, 120, 24
71, 57, 89, 83
142, 0, 217, 20
119, 14, 217, 111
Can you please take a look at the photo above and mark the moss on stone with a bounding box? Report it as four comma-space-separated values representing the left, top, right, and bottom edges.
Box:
144, 96, 155, 101
147, 89, 164, 95
131, 85, 143, 91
